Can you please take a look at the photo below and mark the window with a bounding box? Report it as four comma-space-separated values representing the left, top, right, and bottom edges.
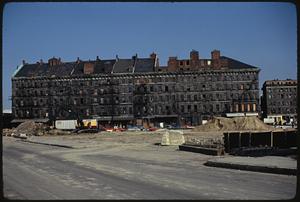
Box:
180, 61, 183, 66
150, 86, 153, 92
181, 94, 184, 101
194, 105, 198, 112
187, 94, 191, 101
165, 86, 169, 92
186, 60, 190, 66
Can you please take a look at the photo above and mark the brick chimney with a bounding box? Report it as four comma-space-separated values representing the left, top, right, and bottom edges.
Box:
190, 50, 199, 61
48, 57, 60, 66
211, 50, 220, 60
167, 56, 178, 72
84, 62, 94, 74
150, 52, 160, 69
211, 50, 221, 68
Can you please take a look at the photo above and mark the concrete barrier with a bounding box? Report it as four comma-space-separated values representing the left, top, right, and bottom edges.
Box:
161, 130, 185, 146
179, 145, 224, 156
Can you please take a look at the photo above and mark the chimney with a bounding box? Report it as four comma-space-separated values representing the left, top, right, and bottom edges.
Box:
116, 55, 119, 61
96, 56, 100, 61
84, 62, 94, 74
40, 59, 43, 65
211, 50, 220, 60
132, 54, 137, 60
58, 57, 61, 64
22, 60, 26, 65
190, 50, 199, 61
150, 52, 156, 60
167, 56, 178, 71
76, 57, 80, 64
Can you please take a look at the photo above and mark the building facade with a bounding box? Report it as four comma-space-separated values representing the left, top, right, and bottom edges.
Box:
11, 50, 260, 127
261, 79, 297, 124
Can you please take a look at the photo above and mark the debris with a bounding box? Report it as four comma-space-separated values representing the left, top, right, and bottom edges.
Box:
192, 116, 273, 132
12, 121, 48, 137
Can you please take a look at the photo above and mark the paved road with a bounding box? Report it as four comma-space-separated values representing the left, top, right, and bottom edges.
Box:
3, 137, 297, 199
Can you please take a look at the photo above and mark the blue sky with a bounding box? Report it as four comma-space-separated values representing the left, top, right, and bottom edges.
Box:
2, 2, 297, 109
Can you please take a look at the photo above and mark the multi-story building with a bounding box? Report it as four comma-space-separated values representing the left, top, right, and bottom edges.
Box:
261, 79, 297, 124
11, 50, 260, 127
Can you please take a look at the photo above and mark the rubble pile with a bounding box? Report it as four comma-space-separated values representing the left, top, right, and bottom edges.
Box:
185, 137, 223, 148
12, 121, 48, 137
193, 116, 273, 132
2, 128, 14, 136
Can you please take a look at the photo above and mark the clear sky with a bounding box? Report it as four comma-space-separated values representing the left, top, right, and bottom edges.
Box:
2, 2, 297, 110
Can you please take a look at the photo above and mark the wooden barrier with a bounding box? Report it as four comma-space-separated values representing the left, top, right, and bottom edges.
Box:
223, 130, 297, 154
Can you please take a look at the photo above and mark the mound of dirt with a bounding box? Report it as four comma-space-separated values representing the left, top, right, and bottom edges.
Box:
192, 116, 273, 132
12, 121, 48, 136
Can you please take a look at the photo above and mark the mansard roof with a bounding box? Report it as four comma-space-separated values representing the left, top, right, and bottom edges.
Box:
134, 58, 155, 72
13, 52, 258, 78
112, 59, 135, 73
221, 56, 258, 69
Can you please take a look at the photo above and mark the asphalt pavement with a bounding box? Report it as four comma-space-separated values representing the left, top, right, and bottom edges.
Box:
2, 136, 297, 200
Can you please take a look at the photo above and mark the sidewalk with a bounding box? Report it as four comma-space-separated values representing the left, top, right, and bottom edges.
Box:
204, 156, 297, 175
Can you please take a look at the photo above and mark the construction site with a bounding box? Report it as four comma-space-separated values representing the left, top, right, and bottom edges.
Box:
3, 115, 297, 200
3, 116, 297, 157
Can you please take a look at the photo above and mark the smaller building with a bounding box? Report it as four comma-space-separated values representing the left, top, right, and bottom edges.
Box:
2, 109, 14, 128
261, 79, 297, 125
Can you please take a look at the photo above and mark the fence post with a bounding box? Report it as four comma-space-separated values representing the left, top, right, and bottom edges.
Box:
239, 132, 241, 148
270, 131, 273, 147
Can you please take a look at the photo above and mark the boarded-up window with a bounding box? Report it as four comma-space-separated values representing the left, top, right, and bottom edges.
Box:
253, 103, 256, 112
247, 104, 251, 112
235, 104, 239, 112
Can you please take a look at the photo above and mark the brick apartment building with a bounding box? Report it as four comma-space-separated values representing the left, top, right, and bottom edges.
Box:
11, 50, 260, 127
261, 79, 297, 124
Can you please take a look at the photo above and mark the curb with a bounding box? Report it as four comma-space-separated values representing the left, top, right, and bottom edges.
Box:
204, 160, 297, 175
21, 139, 74, 149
